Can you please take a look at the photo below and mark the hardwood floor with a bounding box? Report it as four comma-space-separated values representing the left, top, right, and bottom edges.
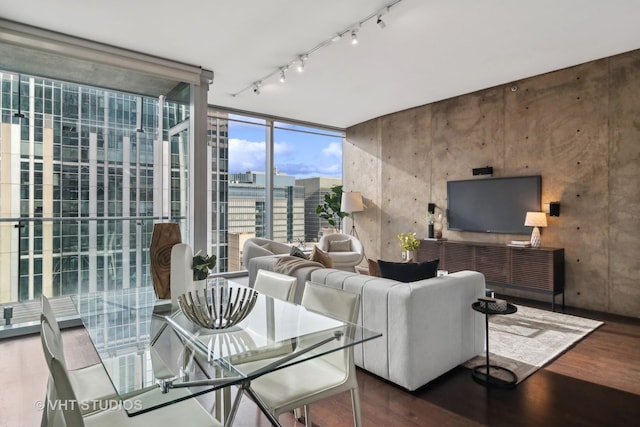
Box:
1, 298, 639, 427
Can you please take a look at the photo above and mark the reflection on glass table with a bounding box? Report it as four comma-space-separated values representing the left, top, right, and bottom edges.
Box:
71, 278, 381, 426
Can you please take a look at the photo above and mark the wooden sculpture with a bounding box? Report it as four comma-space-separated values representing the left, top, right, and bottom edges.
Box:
149, 223, 182, 299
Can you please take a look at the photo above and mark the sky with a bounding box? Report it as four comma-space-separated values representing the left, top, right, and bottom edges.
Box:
227, 119, 343, 179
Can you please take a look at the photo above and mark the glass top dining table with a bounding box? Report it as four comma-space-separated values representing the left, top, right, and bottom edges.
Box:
71, 278, 381, 426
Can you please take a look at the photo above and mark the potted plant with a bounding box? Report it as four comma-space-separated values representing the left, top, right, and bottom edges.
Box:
192, 251, 217, 281
397, 232, 420, 261
316, 184, 349, 233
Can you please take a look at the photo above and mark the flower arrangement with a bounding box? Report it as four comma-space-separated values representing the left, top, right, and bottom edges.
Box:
192, 251, 217, 281
397, 232, 420, 251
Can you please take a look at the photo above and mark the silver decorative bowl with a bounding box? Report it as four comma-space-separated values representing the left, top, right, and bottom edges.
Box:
177, 286, 258, 329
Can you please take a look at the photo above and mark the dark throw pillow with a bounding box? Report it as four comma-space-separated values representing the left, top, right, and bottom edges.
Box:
290, 246, 309, 260
377, 259, 439, 283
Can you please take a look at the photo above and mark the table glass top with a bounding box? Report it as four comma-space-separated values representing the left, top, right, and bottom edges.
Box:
71, 278, 380, 416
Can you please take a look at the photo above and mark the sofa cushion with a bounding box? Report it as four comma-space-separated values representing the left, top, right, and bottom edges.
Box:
310, 246, 333, 268
367, 258, 381, 277
328, 239, 351, 252
289, 246, 309, 259
377, 259, 439, 282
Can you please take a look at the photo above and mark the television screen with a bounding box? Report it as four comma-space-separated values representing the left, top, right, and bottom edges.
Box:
447, 175, 541, 234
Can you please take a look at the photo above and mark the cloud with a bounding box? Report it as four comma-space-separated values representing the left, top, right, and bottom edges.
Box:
276, 161, 341, 179
228, 137, 342, 179
228, 138, 265, 172
322, 142, 342, 158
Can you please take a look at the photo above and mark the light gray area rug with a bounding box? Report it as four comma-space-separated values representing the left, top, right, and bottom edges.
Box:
464, 305, 603, 384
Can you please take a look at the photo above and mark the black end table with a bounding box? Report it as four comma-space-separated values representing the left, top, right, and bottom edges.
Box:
471, 299, 518, 388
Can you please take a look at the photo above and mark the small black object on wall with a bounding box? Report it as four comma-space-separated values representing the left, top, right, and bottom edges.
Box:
549, 202, 560, 217
472, 166, 493, 176
427, 203, 436, 238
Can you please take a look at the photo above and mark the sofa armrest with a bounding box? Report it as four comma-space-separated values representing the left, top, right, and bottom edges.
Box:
267, 240, 292, 255
386, 270, 486, 390
243, 244, 274, 268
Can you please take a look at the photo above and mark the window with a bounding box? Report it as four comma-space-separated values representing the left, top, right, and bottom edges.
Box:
0, 71, 189, 305
208, 109, 344, 272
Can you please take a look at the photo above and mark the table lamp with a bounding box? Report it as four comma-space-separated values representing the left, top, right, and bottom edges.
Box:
524, 211, 547, 248
341, 191, 364, 238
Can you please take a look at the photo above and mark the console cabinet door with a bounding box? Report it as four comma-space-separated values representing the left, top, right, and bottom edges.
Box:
510, 248, 563, 292
443, 242, 473, 272
475, 245, 510, 285
418, 240, 442, 263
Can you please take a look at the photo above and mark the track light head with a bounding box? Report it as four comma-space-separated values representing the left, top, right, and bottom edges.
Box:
351, 29, 359, 45
296, 55, 308, 72
231, 1, 400, 97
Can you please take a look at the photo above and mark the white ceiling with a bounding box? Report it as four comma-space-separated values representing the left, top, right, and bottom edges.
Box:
1, 0, 639, 129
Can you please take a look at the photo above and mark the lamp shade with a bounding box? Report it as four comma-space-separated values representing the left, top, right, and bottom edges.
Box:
524, 211, 547, 228
341, 191, 364, 213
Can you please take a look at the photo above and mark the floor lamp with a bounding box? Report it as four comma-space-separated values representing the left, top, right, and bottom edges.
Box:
341, 191, 364, 239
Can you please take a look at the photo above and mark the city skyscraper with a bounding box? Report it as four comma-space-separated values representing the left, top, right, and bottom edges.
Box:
0, 71, 188, 303
296, 177, 342, 242
1, 71, 341, 304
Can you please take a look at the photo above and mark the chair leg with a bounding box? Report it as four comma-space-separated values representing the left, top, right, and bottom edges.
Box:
42, 378, 57, 427
304, 405, 311, 427
350, 387, 362, 427
40, 396, 48, 427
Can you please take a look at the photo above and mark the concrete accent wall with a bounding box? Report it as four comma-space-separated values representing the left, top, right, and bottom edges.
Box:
345, 49, 640, 318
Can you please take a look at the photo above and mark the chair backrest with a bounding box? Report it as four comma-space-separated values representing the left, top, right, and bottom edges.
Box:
301, 281, 359, 324
41, 294, 67, 368
41, 320, 85, 427
317, 233, 364, 255
170, 243, 194, 307
242, 238, 292, 268
254, 269, 297, 302
300, 282, 360, 372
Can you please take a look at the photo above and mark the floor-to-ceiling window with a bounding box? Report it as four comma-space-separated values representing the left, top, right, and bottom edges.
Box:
208, 109, 344, 272
0, 71, 189, 307
273, 122, 344, 243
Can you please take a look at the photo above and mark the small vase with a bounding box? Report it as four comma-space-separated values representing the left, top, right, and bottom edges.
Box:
404, 250, 416, 262
428, 224, 434, 239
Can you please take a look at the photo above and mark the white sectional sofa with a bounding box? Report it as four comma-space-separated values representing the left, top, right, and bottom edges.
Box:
308, 268, 486, 391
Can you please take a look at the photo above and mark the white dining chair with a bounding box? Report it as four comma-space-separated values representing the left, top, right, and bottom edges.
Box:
187, 270, 296, 423
40, 295, 117, 426
248, 281, 362, 427
254, 269, 297, 302
40, 320, 223, 427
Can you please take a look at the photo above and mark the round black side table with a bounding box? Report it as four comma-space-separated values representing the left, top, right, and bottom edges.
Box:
471, 299, 518, 388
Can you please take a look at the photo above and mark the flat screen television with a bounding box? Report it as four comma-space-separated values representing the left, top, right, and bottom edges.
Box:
447, 175, 541, 234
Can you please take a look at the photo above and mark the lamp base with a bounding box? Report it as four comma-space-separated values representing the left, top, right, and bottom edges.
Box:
530, 226, 541, 248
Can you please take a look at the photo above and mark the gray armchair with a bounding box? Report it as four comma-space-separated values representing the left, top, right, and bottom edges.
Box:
317, 233, 364, 272
242, 238, 291, 270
